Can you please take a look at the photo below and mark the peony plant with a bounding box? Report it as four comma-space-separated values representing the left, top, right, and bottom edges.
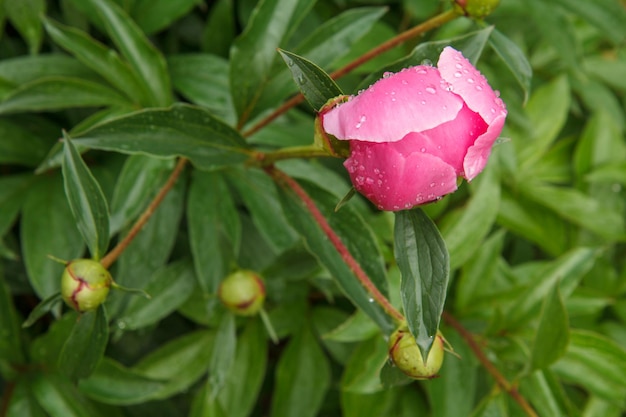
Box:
322, 47, 507, 211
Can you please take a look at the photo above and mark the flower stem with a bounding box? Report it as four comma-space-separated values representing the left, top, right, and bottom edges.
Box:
249, 145, 335, 167
267, 166, 405, 323
442, 312, 539, 417
242, 8, 460, 138
100, 158, 188, 270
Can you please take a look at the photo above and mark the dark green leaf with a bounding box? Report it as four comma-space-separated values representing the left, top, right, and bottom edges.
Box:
130, 0, 202, 35
277, 178, 394, 334
529, 285, 569, 370
201, 0, 235, 57
278, 49, 343, 111
22, 292, 63, 328
0, 118, 54, 166
78, 358, 166, 405
441, 163, 500, 270
43, 18, 148, 106
4, 0, 45, 54
553, 0, 626, 45
0, 174, 35, 237
4, 378, 48, 417
217, 319, 267, 417
190, 384, 227, 417
168, 54, 235, 125
62, 134, 110, 260
394, 209, 449, 359
134, 330, 215, 399
31, 372, 106, 417
21, 175, 84, 299
520, 370, 573, 417
86, 0, 172, 106
58, 306, 109, 380
270, 326, 330, 417
0, 275, 26, 363
0, 55, 98, 90
188, 170, 240, 294
208, 312, 236, 398
115, 259, 196, 330
71, 104, 251, 170
0, 77, 130, 114
229, 0, 314, 126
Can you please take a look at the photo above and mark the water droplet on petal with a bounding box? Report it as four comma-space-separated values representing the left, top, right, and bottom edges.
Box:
420, 147, 426, 152
421, 59, 433, 66
355, 115, 367, 129
454, 71, 462, 78
415, 67, 428, 74
420, 100, 426, 105
475, 85, 483, 91
455, 63, 463, 69
495, 90, 501, 97
401, 79, 408, 85
467, 78, 474, 84
425, 85, 436, 94
429, 182, 436, 188
383, 71, 394, 78
365, 177, 374, 185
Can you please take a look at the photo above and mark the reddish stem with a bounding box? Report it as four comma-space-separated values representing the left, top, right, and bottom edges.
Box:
100, 158, 188, 269
267, 166, 404, 323
443, 312, 539, 417
242, 9, 459, 137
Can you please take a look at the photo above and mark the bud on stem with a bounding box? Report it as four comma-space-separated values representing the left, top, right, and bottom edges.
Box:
218, 270, 266, 316
61, 259, 112, 312
388, 325, 445, 379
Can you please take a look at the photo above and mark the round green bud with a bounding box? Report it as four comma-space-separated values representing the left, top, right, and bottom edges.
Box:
453, 0, 500, 18
388, 326, 445, 379
61, 259, 112, 312
218, 270, 265, 316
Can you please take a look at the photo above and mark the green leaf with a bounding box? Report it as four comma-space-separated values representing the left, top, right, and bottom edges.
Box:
109, 155, 175, 234
529, 285, 570, 370
130, 0, 202, 34
115, 259, 196, 330
58, 306, 109, 380
0, 275, 26, 364
394, 209, 449, 359
270, 326, 331, 417
201, 0, 235, 57
0, 77, 130, 114
277, 178, 394, 334
43, 18, 148, 106
488, 28, 532, 104
71, 104, 251, 170
168, 54, 235, 125
21, 175, 84, 299
520, 370, 573, 417
62, 133, 110, 260
324, 309, 379, 343
31, 373, 105, 417
22, 292, 63, 328
78, 358, 166, 405
188, 170, 240, 294
341, 336, 388, 394
553, 330, 626, 403
230, 0, 314, 126
0, 54, 99, 90
0, 118, 54, 166
4, 0, 45, 54
441, 163, 500, 270
86, 0, 172, 106
527, 0, 579, 69
0, 174, 35, 237
217, 319, 267, 417
208, 312, 237, 398
553, 0, 626, 45
4, 378, 48, 417
278, 49, 343, 111
134, 330, 215, 399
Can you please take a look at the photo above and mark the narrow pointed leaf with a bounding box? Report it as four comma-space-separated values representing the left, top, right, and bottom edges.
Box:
58, 306, 109, 380
488, 28, 532, 104
278, 49, 343, 111
208, 313, 237, 398
529, 284, 569, 370
394, 209, 449, 359
22, 292, 63, 328
62, 133, 110, 260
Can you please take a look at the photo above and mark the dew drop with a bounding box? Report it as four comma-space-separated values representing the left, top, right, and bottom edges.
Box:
490, 107, 496, 114
420, 147, 426, 152
415, 67, 428, 74
393, 205, 400, 210
453, 71, 462, 78
495, 90, 501, 97
467, 77, 474, 84
368, 297, 375, 303
377, 179, 383, 185
455, 63, 463, 69
429, 182, 436, 188
383, 71, 394, 78
420, 100, 426, 105
425, 85, 436, 94
421, 59, 433, 66
475, 85, 483, 91
355, 175, 365, 185
355, 115, 367, 129
401, 79, 408, 85
365, 177, 374, 185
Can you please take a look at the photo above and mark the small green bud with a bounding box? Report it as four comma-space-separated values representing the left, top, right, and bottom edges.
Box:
61, 259, 112, 312
388, 326, 445, 379
453, 0, 500, 18
218, 270, 265, 316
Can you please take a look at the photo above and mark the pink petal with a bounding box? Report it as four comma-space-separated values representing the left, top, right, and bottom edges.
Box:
463, 114, 506, 179
344, 139, 458, 211
322, 66, 464, 143
438, 47, 507, 125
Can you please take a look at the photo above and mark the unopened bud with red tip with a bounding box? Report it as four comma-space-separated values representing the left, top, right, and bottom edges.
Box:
61, 259, 112, 312
218, 270, 265, 316
388, 325, 445, 379
453, 0, 500, 18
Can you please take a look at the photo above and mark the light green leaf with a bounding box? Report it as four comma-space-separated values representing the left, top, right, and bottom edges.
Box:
488, 28, 532, 104
31, 373, 105, 417
270, 326, 330, 417
0, 77, 130, 114
130, 0, 202, 34
62, 133, 110, 260
394, 209, 449, 359
71, 104, 251, 170
58, 306, 109, 380
4, 0, 45, 54
529, 285, 570, 370
553, 0, 626, 45
86, 0, 172, 106
208, 313, 237, 398
341, 336, 388, 394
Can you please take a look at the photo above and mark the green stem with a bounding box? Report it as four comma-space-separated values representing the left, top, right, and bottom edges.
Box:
242, 8, 460, 138
249, 145, 336, 167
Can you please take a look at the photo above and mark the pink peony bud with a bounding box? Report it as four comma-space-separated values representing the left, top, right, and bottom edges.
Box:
321, 47, 507, 211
